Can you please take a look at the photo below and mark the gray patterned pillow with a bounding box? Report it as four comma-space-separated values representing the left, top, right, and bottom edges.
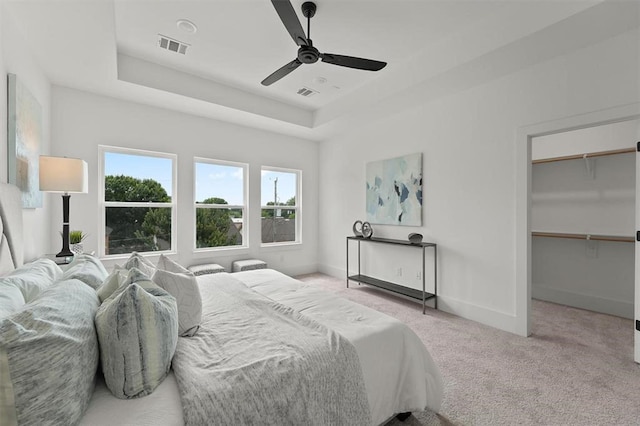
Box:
0, 279, 100, 425
63, 254, 108, 290
95, 277, 178, 399
152, 255, 202, 337
122, 252, 156, 277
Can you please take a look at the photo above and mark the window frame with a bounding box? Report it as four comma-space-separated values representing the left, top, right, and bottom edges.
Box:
98, 145, 177, 258
193, 157, 249, 252
260, 166, 302, 247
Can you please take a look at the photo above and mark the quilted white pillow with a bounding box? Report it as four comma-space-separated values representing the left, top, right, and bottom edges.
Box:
0, 258, 62, 307
0, 282, 25, 319
152, 255, 202, 337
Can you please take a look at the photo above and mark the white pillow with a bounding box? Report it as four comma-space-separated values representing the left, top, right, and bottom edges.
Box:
152, 255, 202, 337
98, 267, 157, 303
97, 268, 125, 303
0, 258, 62, 304
0, 282, 25, 319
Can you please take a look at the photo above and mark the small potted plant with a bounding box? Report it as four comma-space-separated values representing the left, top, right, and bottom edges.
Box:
69, 230, 87, 255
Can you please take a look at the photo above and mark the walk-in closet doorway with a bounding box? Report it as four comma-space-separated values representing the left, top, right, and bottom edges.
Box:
515, 103, 640, 363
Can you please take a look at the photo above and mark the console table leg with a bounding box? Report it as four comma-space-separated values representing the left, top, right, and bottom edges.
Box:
346, 238, 349, 288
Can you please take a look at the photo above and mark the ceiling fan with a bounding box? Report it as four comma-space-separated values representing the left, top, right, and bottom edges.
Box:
261, 0, 387, 86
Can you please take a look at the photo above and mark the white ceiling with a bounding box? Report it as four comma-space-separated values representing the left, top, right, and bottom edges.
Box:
4, 0, 637, 141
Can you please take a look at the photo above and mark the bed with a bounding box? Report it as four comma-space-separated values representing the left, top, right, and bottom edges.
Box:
0, 182, 443, 425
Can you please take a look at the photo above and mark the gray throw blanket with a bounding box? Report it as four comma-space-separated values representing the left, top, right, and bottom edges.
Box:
172, 274, 372, 426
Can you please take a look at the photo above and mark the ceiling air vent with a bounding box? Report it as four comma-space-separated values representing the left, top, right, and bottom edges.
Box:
158, 34, 189, 54
297, 87, 318, 97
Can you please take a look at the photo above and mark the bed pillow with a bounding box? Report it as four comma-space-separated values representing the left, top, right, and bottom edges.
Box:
0, 278, 100, 425
96, 267, 125, 303
0, 283, 25, 320
62, 254, 108, 290
122, 252, 156, 277
97, 266, 152, 303
95, 276, 178, 399
152, 255, 202, 337
0, 258, 62, 304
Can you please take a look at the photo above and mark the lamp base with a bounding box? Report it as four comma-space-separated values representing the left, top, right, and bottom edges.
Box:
58, 194, 73, 258
56, 249, 74, 258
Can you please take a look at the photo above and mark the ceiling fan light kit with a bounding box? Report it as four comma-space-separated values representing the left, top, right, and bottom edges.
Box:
262, 0, 387, 86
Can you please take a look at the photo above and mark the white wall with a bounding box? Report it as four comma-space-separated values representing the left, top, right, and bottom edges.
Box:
531, 121, 637, 318
0, 4, 52, 261
50, 87, 319, 274
318, 28, 640, 333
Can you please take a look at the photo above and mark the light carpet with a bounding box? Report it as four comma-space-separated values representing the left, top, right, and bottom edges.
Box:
295, 273, 640, 426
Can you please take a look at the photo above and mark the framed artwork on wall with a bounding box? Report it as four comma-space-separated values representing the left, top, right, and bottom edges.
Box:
366, 152, 422, 226
7, 73, 42, 208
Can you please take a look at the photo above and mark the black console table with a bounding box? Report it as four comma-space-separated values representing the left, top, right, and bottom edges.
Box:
346, 236, 437, 314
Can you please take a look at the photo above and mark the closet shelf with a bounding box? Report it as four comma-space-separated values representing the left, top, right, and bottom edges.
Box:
532, 147, 635, 164
532, 231, 634, 243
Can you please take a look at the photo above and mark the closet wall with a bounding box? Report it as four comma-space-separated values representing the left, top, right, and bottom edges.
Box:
531, 120, 637, 319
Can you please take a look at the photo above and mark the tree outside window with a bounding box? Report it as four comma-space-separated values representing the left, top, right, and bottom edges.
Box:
195, 159, 247, 249
101, 148, 175, 256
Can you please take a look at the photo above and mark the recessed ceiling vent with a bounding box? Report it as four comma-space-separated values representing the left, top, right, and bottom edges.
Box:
297, 87, 318, 97
158, 34, 189, 55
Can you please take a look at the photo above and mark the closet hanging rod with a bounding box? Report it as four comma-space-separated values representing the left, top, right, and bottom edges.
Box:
532, 231, 635, 243
532, 147, 635, 164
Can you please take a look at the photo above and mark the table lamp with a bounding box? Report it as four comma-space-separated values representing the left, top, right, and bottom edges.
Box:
39, 156, 88, 257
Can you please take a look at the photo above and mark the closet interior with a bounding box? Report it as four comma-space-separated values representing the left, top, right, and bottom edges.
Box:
531, 120, 637, 319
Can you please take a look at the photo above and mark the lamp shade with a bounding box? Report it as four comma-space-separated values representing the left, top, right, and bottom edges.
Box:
39, 156, 88, 193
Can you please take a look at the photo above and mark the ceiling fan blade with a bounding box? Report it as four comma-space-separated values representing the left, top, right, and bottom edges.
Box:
271, 0, 308, 46
320, 53, 386, 71
261, 59, 303, 86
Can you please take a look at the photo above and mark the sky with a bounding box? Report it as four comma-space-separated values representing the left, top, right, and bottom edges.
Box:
105, 152, 296, 205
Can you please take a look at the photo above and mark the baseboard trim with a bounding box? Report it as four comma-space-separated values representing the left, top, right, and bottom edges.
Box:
533, 284, 633, 319
282, 263, 318, 277
319, 264, 520, 335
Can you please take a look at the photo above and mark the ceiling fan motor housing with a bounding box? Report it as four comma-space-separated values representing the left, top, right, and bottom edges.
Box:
298, 44, 319, 64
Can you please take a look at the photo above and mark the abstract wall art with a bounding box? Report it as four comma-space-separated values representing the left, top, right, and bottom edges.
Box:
7, 73, 42, 208
366, 153, 422, 226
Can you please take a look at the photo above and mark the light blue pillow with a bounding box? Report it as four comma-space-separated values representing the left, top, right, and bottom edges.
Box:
63, 254, 108, 290
0, 279, 100, 425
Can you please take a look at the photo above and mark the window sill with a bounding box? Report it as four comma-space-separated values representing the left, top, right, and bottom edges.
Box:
260, 242, 302, 250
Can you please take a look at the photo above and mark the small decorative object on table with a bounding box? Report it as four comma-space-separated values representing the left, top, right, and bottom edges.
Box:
69, 230, 87, 255
352, 220, 363, 237
408, 233, 423, 244
361, 222, 373, 239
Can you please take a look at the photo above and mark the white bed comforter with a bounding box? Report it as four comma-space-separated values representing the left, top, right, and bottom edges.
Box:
224, 269, 444, 425
172, 273, 371, 426
81, 270, 443, 426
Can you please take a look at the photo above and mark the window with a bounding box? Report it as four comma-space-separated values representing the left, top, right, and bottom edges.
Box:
194, 158, 247, 250
99, 146, 176, 256
261, 167, 300, 244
